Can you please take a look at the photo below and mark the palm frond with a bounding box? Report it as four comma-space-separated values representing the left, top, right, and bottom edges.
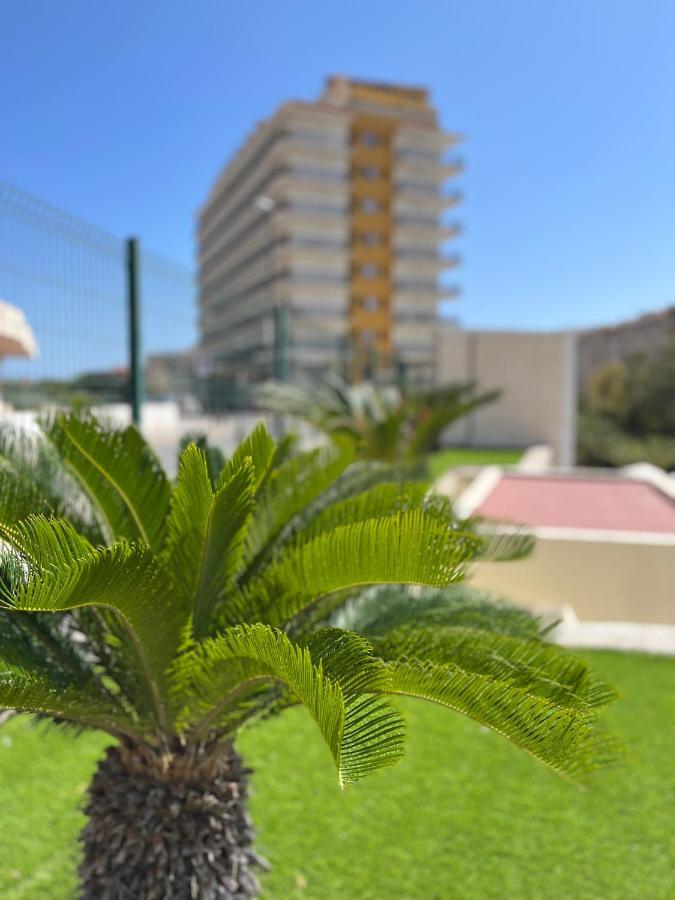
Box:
406, 386, 501, 457
305, 628, 404, 782
421, 494, 534, 562
332, 585, 546, 640
374, 626, 616, 710
173, 623, 403, 784
290, 482, 431, 541
242, 442, 354, 570
0, 424, 102, 542
0, 606, 97, 690
382, 658, 617, 780
256, 379, 351, 430
258, 377, 500, 463
0, 515, 185, 724
0, 457, 52, 524
236, 512, 481, 626
46, 414, 171, 551
164, 445, 254, 634
0, 663, 139, 737
217, 423, 276, 489
284, 460, 408, 540
471, 521, 535, 562
178, 433, 227, 488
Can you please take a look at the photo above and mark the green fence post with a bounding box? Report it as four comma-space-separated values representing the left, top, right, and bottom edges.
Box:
126, 237, 143, 426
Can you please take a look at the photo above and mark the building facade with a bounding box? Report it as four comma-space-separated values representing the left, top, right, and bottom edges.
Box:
197, 76, 461, 391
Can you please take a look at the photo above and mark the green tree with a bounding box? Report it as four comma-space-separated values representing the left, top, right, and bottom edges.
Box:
579, 341, 675, 468
0, 415, 616, 898
585, 360, 629, 425
623, 342, 675, 436
257, 375, 500, 465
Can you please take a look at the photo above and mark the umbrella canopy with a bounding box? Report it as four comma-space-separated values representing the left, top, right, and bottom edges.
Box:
0, 300, 37, 359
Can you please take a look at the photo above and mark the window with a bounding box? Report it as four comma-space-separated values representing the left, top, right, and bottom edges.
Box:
360, 132, 380, 147
362, 329, 377, 343
361, 263, 379, 278
361, 198, 380, 214
361, 165, 380, 180
362, 296, 380, 312
362, 232, 380, 246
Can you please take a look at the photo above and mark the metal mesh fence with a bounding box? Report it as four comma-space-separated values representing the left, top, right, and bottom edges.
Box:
141, 249, 198, 410
0, 180, 199, 417
0, 181, 127, 408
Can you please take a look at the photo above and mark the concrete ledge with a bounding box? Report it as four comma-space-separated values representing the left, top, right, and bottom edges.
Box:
453, 465, 502, 518
517, 444, 553, 472
550, 606, 675, 656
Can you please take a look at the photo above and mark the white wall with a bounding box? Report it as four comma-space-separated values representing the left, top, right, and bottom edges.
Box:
436, 327, 577, 465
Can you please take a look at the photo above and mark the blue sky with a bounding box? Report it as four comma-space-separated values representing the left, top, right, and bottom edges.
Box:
2, 0, 674, 347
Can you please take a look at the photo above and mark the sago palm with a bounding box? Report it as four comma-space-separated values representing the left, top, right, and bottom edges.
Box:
0, 414, 616, 899
257, 374, 500, 464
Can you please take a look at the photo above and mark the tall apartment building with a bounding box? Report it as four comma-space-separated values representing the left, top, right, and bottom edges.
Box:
197, 76, 461, 389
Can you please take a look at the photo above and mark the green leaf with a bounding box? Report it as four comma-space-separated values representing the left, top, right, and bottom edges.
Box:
47, 414, 171, 551
173, 623, 404, 784
0, 607, 95, 689
374, 626, 616, 711
164, 445, 254, 634
305, 628, 405, 781
469, 520, 535, 563
406, 387, 501, 457
0, 458, 52, 525
0, 424, 103, 543
0, 516, 185, 725
382, 659, 617, 779
0, 664, 138, 737
217, 423, 276, 489
237, 511, 481, 626
293, 482, 431, 541
242, 442, 354, 569
333, 585, 546, 641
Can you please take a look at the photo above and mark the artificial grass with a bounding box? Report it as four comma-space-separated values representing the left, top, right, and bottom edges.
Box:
427, 447, 522, 481
0, 650, 673, 898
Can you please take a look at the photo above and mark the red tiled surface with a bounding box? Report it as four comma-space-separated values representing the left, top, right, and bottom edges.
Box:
477, 475, 675, 533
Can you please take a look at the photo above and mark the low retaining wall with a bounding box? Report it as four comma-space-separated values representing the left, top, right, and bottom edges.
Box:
470, 528, 675, 625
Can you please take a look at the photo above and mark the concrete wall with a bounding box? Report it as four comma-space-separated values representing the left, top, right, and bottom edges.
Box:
469, 530, 675, 624
436, 327, 577, 465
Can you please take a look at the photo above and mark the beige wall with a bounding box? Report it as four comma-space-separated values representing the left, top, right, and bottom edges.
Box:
470, 532, 675, 624
436, 328, 577, 465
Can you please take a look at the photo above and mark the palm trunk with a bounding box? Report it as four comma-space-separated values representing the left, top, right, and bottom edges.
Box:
79, 740, 267, 899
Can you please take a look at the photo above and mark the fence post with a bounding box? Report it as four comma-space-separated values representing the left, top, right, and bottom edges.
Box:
126, 237, 143, 426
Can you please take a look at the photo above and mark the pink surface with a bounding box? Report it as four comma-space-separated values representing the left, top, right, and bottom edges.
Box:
477, 475, 675, 533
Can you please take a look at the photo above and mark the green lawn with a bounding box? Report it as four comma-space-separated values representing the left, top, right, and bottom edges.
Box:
1, 650, 673, 899
427, 447, 522, 481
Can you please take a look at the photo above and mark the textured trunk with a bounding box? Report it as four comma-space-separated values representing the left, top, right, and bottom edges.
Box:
79, 741, 267, 899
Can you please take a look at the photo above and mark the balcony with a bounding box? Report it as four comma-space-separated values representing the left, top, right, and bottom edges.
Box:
442, 252, 462, 269
443, 190, 462, 209
443, 158, 464, 179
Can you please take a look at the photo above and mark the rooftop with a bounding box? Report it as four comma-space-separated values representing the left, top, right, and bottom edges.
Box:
477, 473, 675, 534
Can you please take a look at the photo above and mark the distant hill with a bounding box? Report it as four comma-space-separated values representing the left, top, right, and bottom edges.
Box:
578, 305, 675, 386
